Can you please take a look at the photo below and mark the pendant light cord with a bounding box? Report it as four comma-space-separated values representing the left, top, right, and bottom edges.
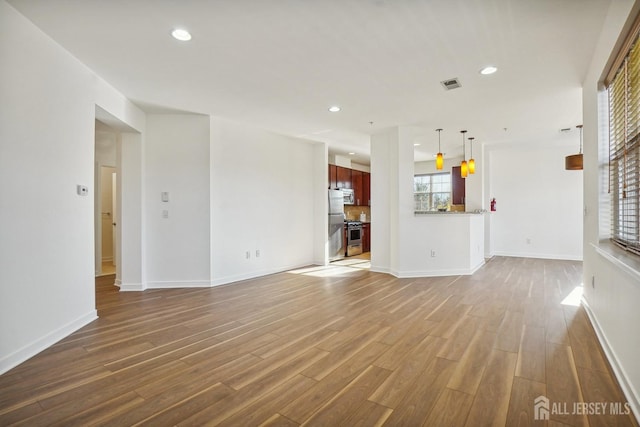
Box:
578, 125, 583, 154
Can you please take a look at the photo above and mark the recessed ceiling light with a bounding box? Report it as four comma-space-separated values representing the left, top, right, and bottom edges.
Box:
328, 106, 341, 112
171, 28, 192, 41
480, 66, 498, 75
348, 152, 355, 155
414, 143, 421, 146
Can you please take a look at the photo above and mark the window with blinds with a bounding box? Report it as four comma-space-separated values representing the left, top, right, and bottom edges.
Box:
608, 29, 640, 256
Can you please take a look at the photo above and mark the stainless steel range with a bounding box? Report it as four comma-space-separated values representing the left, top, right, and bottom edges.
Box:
346, 221, 363, 256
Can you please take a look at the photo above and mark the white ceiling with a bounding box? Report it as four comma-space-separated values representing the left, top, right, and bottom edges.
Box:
8, 0, 611, 164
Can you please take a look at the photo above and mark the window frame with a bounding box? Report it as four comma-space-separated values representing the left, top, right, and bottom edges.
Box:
607, 15, 640, 257
414, 172, 452, 212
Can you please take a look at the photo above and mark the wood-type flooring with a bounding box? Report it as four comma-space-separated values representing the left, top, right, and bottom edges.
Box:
0, 257, 637, 426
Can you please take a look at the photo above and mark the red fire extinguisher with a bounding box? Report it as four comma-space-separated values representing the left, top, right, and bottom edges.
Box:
490, 198, 497, 212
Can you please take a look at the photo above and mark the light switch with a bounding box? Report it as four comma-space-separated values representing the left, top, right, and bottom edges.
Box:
161, 192, 169, 202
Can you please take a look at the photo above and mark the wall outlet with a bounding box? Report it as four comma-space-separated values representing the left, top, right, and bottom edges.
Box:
256, 249, 260, 258
592, 275, 595, 289
162, 210, 169, 219
526, 238, 531, 244
246, 251, 250, 259
430, 250, 436, 257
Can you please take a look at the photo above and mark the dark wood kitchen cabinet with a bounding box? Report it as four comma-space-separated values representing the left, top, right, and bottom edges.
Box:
451, 166, 466, 205
362, 223, 370, 252
352, 170, 363, 205
328, 164, 370, 205
336, 166, 352, 189
362, 172, 370, 206
328, 164, 337, 189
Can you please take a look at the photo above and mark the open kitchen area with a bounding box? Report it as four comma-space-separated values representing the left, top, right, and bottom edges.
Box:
328, 158, 371, 263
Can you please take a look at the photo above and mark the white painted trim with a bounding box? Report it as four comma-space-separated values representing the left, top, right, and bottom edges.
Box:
119, 282, 147, 292
146, 280, 212, 289
491, 251, 583, 261
375, 260, 485, 279
581, 298, 640, 424
370, 266, 391, 275
211, 262, 313, 287
101, 256, 114, 262
0, 310, 98, 375
593, 243, 640, 282
114, 278, 122, 287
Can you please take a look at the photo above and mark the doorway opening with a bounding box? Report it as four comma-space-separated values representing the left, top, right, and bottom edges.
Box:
94, 120, 117, 278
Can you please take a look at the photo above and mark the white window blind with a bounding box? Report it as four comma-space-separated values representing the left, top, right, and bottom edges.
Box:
609, 29, 640, 256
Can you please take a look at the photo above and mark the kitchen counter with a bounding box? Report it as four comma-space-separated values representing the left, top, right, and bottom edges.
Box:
414, 210, 486, 215
388, 212, 485, 277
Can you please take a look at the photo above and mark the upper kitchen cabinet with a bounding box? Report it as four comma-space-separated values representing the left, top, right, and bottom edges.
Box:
336, 166, 352, 189
352, 170, 363, 206
328, 164, 370, 206
328, 164, 337, 189
451, 166, 465, 206
363, 172, 370, 206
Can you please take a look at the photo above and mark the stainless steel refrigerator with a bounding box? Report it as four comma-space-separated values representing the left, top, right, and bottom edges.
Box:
328, 189, 345, 261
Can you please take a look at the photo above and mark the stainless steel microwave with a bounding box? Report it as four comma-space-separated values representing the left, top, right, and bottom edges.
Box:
342, 188, 355, 205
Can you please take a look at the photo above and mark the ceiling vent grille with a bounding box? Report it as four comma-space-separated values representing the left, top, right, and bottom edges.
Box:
441, 78, 462, 90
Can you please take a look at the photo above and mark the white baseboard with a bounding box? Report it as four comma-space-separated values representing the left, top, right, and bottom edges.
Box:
146, 280, 212, 289
374, 260, 485, 279
0, 310, 98, 375
491, 251, 583, 261
119, 282, 146, 291
581, 298, 640, 423
370, 265, 391, 275
118, 262, 315, 291
211, 262, 313, 287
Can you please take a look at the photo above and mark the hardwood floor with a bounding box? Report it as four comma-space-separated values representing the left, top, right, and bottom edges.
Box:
0, 257, 637, 426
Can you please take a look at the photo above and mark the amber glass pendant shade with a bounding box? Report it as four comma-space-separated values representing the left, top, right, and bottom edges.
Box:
565, 153, 583, 170
468, 137, 475, 174
435, 128, 444, 170
565, 125, 583, 170
460, 130, 468, 178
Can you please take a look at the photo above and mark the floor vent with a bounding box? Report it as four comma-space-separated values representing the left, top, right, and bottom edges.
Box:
441, 78, 462, 90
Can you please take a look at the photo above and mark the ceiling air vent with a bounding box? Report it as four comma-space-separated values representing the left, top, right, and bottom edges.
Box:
441, 78, 461, 90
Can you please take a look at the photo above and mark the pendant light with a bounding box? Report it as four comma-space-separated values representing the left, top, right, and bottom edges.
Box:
435, 128, 444, 170
565, 125, 583, 170
468, 137, 476, 174
460, 130, 468, 178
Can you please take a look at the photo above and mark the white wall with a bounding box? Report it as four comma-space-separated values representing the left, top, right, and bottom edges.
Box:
582, 0, 640, 418
95, 128, 117, 166
489, 144, 583, 260
414, 156, 463, 175
210, 117, 317, 285
0, 0, 144, 373
372, 126, 484, 277
145, 114, 211, 287
370, 128, 398, 274
313, 143, 330, 265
